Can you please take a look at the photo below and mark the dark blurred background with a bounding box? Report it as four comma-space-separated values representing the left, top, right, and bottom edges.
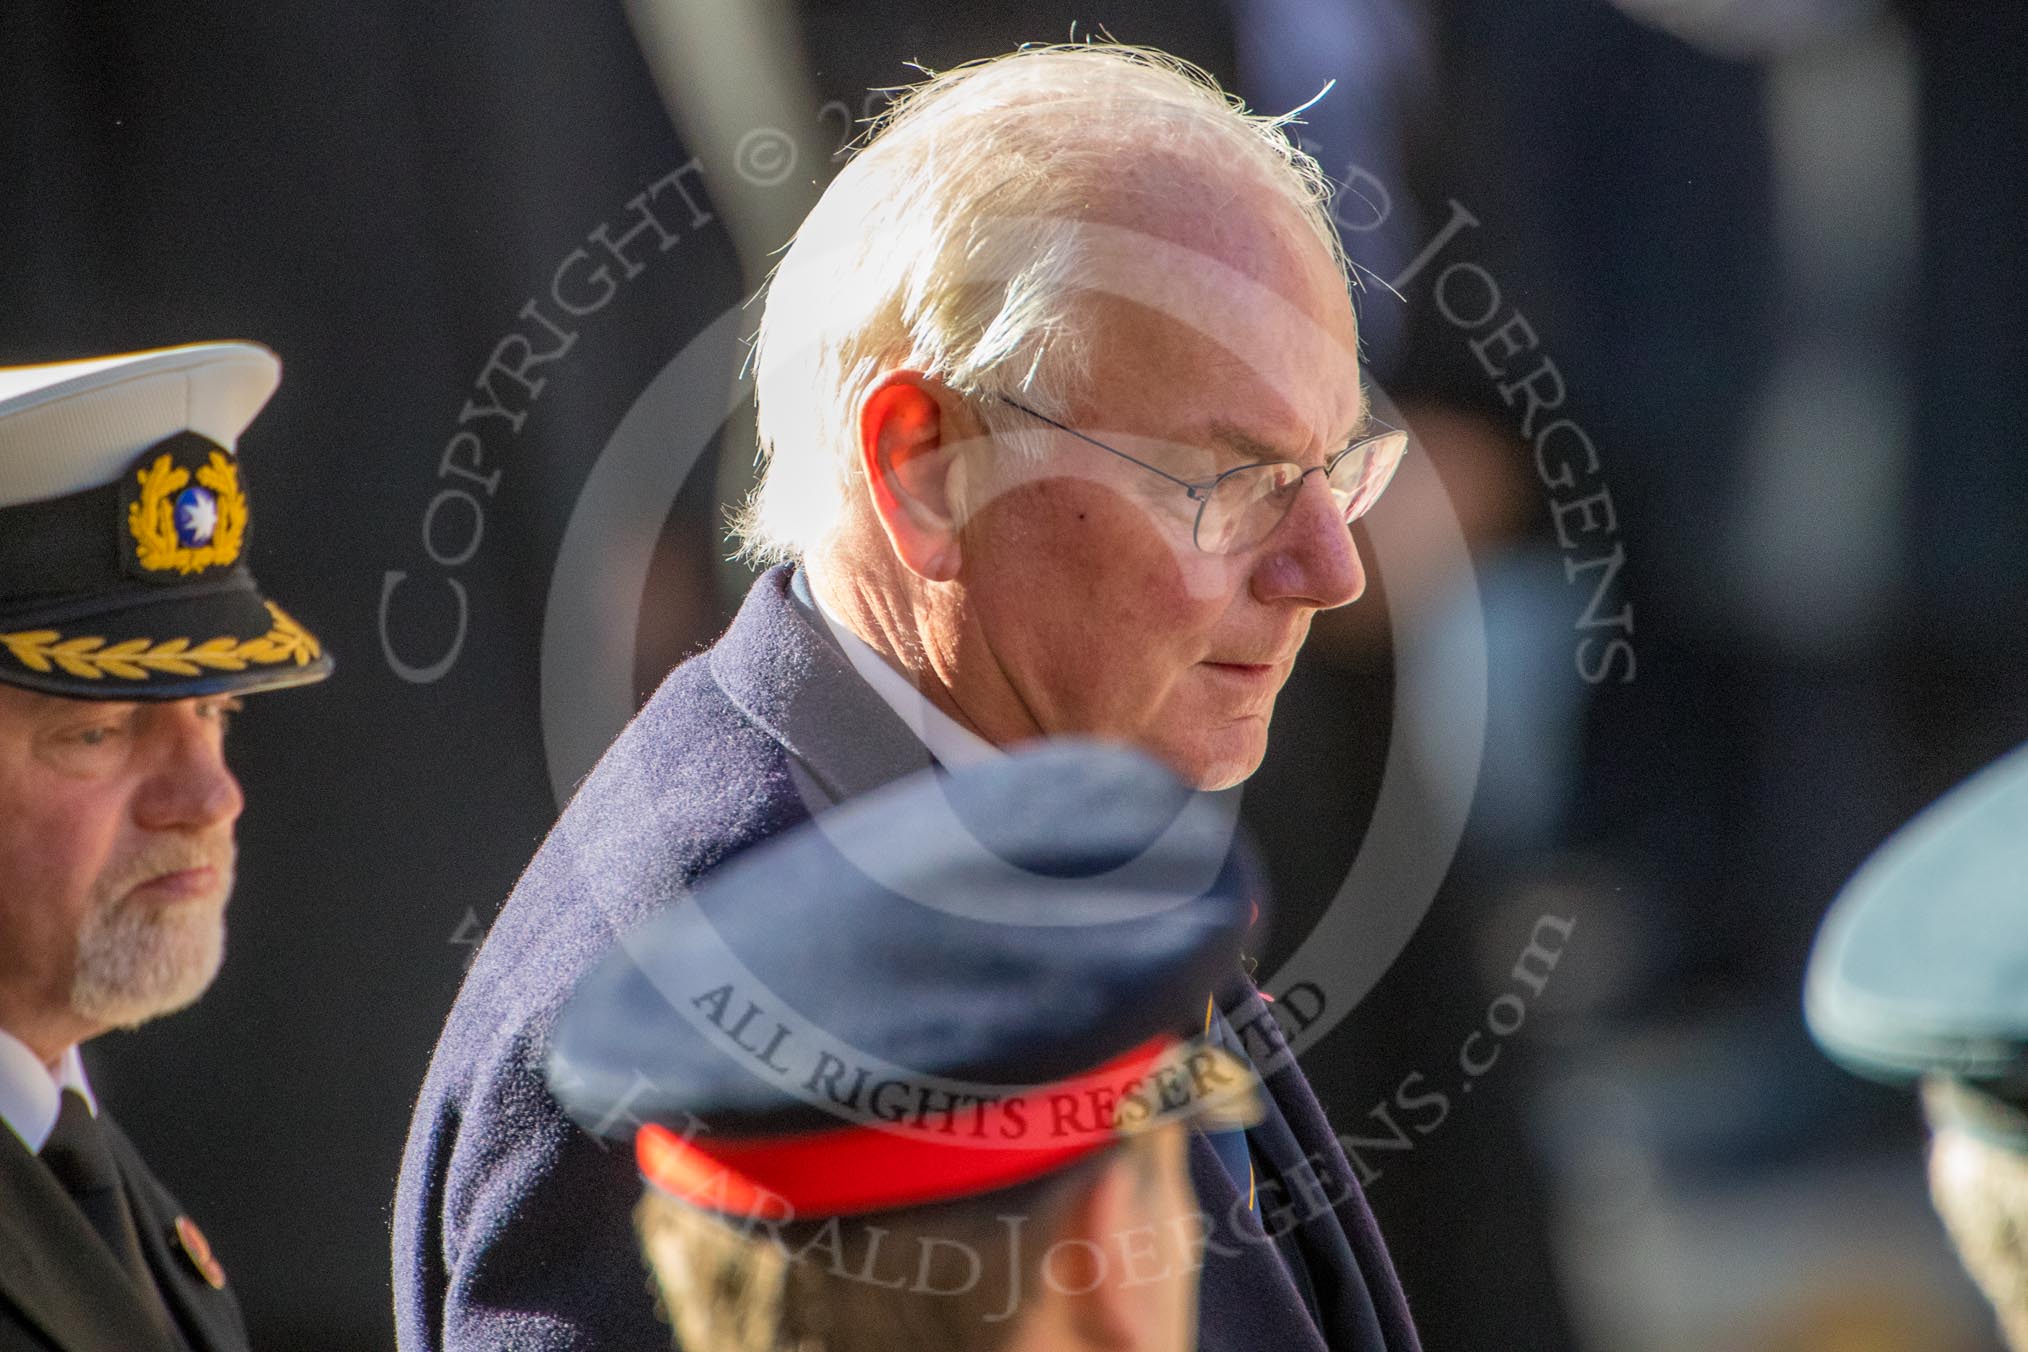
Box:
3, 1, 2023, 1348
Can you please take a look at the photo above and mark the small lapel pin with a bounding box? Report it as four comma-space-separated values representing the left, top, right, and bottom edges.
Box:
174, 1214, 226, 1290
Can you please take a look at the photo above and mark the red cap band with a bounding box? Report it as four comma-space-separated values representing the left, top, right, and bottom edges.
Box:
636, 1035, 1177, 1220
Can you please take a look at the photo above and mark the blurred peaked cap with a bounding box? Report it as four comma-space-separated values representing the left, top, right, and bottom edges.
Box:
1806, 738, 2028, 1098
547, 739, 1263, 1146
0, 341, 331, 700
0, 341, 280, 507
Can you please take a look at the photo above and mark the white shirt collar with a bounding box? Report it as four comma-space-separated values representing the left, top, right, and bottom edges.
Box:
803, 570, 1002, 770
0, 1027, 97, 1153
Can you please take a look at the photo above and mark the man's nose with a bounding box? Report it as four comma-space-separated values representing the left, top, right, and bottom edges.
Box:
132, 709, 245, 832
1251, 473, 1366, 609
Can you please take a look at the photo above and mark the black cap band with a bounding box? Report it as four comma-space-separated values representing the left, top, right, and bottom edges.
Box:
0, 431, 244, 620
0, 480, 125, 612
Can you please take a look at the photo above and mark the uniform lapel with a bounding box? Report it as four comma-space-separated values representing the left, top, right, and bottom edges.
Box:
1187, 1131, 1330, 1352
1242, 1049, 1390, 1349
0, 1124, 180, 1352
99, 1117, 248, 1352
1221, 981, 1422, 1351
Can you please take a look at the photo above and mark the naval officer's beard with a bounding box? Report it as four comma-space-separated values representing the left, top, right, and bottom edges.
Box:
70, 835, 235, 1030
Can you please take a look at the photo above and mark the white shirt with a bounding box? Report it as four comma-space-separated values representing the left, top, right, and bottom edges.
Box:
805, 572, 1002, 769
0, 1027, 98, 1153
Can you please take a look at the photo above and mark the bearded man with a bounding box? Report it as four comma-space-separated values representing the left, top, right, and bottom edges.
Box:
397, 43, 1419, 1352
0, 341, 332, 1352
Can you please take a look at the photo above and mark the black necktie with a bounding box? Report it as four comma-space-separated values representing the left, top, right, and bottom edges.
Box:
38, 1090, 178, 1336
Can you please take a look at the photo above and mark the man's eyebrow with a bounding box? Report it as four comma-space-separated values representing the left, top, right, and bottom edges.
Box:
1202, 403, 1373, 466
39, 699, 139, 725
1202, 422, 1288, 465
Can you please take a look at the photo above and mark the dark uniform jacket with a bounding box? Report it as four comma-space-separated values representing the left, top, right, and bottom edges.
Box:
393, 564, 1420, 1351
0, 1111, 249, 1352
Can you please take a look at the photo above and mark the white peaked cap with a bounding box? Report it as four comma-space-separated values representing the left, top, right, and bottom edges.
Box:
0, 341, 281, 510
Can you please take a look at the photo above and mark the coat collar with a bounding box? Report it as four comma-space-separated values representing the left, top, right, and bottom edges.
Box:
0, 1029, 95, 1155
706, 565, 939, 805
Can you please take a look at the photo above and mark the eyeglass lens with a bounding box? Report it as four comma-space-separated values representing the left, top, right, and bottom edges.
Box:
1196, 431, 1408, 553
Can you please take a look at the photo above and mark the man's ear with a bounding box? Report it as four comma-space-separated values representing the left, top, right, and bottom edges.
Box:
1050, 1149, 1145, 1351
858, 373, 965, 582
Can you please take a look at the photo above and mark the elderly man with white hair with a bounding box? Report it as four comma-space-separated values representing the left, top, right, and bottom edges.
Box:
394, 44, 1419, 1352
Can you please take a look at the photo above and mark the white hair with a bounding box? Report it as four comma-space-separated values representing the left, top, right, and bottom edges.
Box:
734, 42, 1349, 564
1926, 1083, 2028, 1350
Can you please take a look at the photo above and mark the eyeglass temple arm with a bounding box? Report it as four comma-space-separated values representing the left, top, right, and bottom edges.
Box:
993, 396, 1207, 494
